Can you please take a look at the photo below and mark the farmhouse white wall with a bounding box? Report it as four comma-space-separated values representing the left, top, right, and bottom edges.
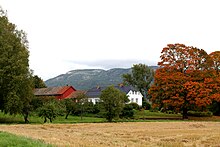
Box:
88, 90, 143, 106
127, 90, 143, 106
88, 97, 100, 104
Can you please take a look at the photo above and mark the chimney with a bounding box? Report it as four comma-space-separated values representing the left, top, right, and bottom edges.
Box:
119, 83, 124, 87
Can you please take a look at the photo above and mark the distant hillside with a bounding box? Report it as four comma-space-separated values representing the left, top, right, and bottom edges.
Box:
45, 66, 158, 90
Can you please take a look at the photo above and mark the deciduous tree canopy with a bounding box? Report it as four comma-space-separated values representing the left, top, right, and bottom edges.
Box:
100, 86, 129, 122
0, 7, 33, 122
149, 43, 220, 119
123, 63, 154, 99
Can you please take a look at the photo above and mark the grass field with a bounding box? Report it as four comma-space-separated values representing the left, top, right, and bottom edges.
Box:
0, 112, 105, 124
0, 131, 51, 147
0, 122, 220, 146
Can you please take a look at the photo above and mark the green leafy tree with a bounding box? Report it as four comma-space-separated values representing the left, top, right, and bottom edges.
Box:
123, 64, 154, 99
37, 97, 65, 123
120, 104, 134, 119
75, 93, 88, 120
0, 7, 34, 123
62, 98, 77, 119
33, 75, 46, 88
100, 86, 129, 122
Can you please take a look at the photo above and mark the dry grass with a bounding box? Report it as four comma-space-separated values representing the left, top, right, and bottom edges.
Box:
0, 122, 220, 146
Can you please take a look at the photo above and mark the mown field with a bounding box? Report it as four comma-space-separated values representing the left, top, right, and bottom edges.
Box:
0, 111, 220, 146
0, 122, 220, 146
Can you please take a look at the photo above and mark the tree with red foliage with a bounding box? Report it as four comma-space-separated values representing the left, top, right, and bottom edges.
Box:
208, 51, 220, 115
210, 51, 220, 75
149, 43, 216, 119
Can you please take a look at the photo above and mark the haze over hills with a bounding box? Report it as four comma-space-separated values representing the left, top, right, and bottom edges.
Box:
45, 66, 158, 90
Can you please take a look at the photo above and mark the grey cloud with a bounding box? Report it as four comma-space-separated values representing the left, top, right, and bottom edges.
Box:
65, 59, 157, 70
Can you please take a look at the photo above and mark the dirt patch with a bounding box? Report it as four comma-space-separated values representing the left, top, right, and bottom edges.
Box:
0, 122, 220, 146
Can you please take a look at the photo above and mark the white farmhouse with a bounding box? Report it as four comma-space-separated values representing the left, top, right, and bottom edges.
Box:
86, 85, 143, 106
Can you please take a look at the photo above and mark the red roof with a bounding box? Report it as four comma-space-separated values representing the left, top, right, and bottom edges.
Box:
34, 86, 76, 96
66, 90, 86, 98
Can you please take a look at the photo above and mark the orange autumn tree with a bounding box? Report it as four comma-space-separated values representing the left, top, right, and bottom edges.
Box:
208, 51, 220, 115
210, 51, 220, 75
149, 43, 214, 119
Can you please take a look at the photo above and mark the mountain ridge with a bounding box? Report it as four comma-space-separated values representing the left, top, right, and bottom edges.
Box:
45, 66, 157, 90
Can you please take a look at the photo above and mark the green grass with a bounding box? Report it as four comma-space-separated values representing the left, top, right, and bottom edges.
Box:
134, 110, 182, 119
2, 110, 218, 124
0, 131, 52, 147
0, 110, 182, 124
53, 115, 105, 123
0, 112, 105, 124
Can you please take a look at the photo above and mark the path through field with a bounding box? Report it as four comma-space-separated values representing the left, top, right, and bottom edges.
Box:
0, 122, 220, 146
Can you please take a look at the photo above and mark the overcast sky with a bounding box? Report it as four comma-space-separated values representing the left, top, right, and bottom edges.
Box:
1, 0, 220, 80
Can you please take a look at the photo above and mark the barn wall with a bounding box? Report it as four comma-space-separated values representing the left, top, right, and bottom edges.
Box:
59, 87, 76, 99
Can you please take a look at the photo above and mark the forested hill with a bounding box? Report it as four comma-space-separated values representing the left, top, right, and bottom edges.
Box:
45, 66, 158, 90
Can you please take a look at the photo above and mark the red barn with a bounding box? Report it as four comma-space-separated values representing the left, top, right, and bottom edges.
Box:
34, 86, 77, 100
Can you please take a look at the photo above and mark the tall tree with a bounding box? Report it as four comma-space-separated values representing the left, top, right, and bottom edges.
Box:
149, 43, 214, 119
122, 64, 154, 99
0, 7, 33, 122
100, 86, 129, 122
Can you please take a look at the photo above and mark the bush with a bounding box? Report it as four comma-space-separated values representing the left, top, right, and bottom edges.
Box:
142, 101, 151, 110
120, 104, 134, 119
209, 101, 220, 116
187, 111, 213, 117
128, 103, 140, 110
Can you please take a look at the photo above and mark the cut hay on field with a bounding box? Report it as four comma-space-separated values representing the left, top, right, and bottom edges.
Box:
0, 122, 220, 146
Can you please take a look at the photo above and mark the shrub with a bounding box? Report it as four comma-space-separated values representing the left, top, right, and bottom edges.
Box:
128, 103, 140, 110
187, 111, 213, 117
120, 104, 134, 119
209, 101, 220, 116
142, 101, 151, 110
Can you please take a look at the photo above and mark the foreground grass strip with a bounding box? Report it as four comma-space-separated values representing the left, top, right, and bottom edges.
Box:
0, 131, 52, 147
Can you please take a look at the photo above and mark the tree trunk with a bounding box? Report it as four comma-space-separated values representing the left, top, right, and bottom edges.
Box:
23, 112, 29, 123
44, 117, 47, 123
182, 107, 188, 119
49, 118, 52, 123
80, 105, 83, 120
65, 111, 70, 119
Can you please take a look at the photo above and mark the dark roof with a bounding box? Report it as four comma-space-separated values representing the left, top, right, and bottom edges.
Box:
34, 86, 76, 96
86, 85, 138, 98
114, 85, 137, 94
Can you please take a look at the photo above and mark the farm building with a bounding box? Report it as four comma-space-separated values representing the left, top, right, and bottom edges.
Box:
86, 85, 143, 106
34, 86, 77, 100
